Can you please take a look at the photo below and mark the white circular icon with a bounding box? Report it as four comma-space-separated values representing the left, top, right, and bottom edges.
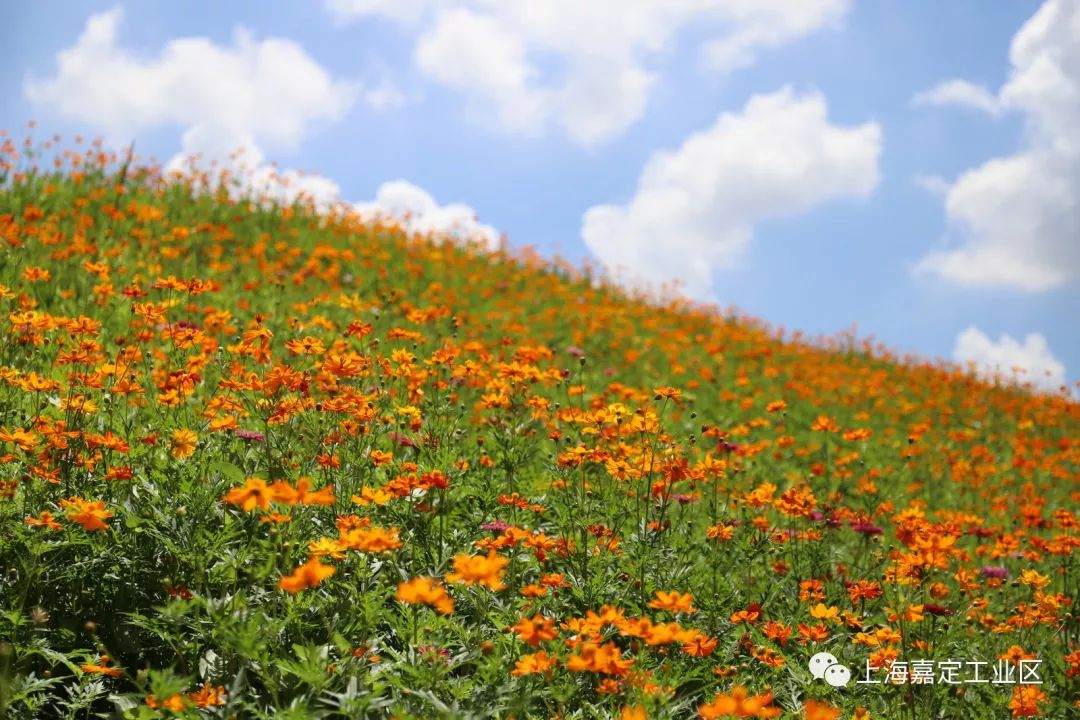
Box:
808, 652, 850, 688
808, 652, 839, 680
824, 663, 852, 687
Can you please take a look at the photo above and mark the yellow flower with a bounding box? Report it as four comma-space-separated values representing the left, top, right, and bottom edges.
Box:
170, 429, 197, 458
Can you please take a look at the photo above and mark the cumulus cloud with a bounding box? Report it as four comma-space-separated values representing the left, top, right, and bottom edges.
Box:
164, 125, 345, 209
911, 79, 1001, 114
24, 7, 420, 212
953, 326, 1068, 393
25, 7, 356, 150
914, 0, 1080, 291
329, 0, 849, 145
580, 88, 881, 299
354, 180, 502, 250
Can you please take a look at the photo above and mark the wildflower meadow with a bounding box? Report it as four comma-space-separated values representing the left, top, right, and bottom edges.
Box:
0, 136, 1077, 719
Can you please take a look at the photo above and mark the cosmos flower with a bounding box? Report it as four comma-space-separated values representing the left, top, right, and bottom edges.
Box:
278, 557, 336, 593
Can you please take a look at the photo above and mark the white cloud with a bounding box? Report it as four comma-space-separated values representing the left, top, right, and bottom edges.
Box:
25, 8, 416, 212
354, 180, 502, 250
165, 126, 345, 209
911, 79, 1001, 114
700, 0, 848, 72
913, 173, 951, 196
362, 79, 408, 111
581, 88, 881, 298
914, 0, 1080, 291
161, 130, 499, 246
953, 326, 1068, 393
415, 9, 549, 136
25, 7, 356, 150
325, 0, 429, 24
331, 0, 849, 145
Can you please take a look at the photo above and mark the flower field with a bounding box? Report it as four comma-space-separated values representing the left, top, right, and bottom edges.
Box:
0, 138, 1077, 719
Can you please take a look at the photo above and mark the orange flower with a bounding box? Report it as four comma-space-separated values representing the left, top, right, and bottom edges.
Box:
187, 681, 227, 708
803, 699, 841, 720
511, 614, 558, 646
1009, 686, 1047, 717
648, 590, 696, 614
730, 604, 761, 624
809, 604, 840, 622
80, 655, 123, 677
278, 557, 336, 593
369, 449, 393, 466
698, 687, 781, 719
445, 550, 508, 591
170, 428, 198, 458
565, 641, 633, 675
59, 497, 112, 531
339, 526, 402, 553
511, 650, 558, 676
146, 694, 187, 712
762, 621, 792, 646
681, 632, 718, 657
1018, 570, 1050, 590
26, 511, 62, 530
396, 577, 454, 614
706, 523, 735, 542
285, 336, 326, 355
270, 477, 335, 506
999, 645, 1036, 665
796, 623, 830, 644
621, 706, 647, 720
223, 477, 273, 511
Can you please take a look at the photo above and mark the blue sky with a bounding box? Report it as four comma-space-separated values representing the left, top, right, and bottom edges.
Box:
5, 0, 1077, 393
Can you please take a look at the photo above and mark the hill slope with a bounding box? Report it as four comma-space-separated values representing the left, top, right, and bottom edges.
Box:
0, 145, 1077, 718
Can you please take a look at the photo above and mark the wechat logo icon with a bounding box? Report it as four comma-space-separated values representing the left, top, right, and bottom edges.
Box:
809, 652, 851, 688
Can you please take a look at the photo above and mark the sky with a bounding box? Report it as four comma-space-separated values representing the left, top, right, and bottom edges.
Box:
3, 0, 1077, 394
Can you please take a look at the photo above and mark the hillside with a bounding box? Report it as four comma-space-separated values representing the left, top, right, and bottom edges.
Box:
0, 143, 1077, 719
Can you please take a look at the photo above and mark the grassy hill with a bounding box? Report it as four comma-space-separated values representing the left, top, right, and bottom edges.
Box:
0, 141, 1077, 718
